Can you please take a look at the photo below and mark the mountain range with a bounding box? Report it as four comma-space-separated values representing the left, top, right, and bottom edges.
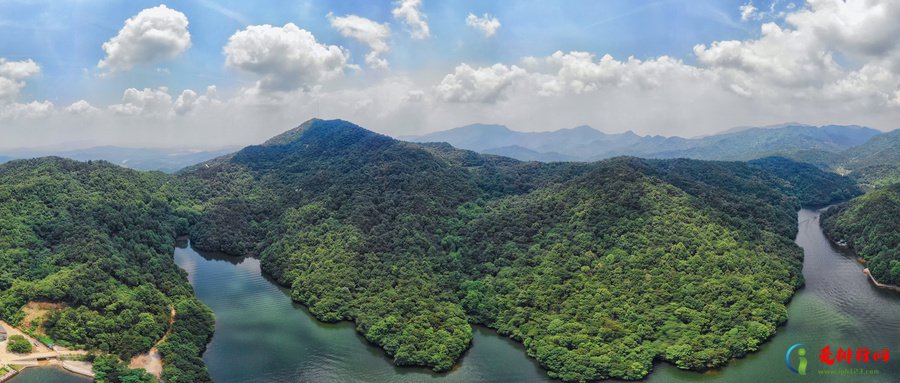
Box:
0, 118, 876, 382
180, 119, 860, 380
404, 123, 887, 162
5, 123, 892, 177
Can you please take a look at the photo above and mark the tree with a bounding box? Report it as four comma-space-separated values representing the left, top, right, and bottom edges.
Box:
7, 335, 32, 353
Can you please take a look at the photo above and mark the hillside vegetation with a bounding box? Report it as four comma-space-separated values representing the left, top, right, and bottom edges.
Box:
0, 158, 213, 383
0, 119, 865, 382
182, 119, 858, 381
822, 183, 900, 285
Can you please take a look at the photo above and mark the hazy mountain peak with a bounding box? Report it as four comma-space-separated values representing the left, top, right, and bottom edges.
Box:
261, 118, 323, 146
261, 119, 377, 147
457, 123, 512, 132
403, 122, 885, 163
564, 125, 599, 133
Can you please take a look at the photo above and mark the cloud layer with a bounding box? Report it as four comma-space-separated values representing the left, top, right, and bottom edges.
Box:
2, 0, 900, 149
0, 59, 53, 119
393, 0, 430, 40
436, 63, 525, 103
0, 59, 40, 103
466, 13, 501, 37
224, 23, 349, 94
329, 14, 391, 69
98, 5, 191, 73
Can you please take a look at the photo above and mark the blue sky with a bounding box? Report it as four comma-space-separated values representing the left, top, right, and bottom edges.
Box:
0, 0, 897, 149
0, 0, 775, 106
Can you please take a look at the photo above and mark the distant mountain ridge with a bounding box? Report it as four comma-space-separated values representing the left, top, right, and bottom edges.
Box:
401, 123, 643, 161
840, 129, 900, 170
0, 146, 237, 172
404, 123, 885, 163
482, 145, 575, 162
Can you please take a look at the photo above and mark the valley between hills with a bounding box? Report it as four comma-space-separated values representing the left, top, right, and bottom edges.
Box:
0, 119, 897, 383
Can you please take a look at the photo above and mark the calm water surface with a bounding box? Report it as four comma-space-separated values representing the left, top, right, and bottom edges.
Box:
5, 366, 90, 383
173, 242, 553, 383
645, 209, 900, 382
17, 208, 900, 382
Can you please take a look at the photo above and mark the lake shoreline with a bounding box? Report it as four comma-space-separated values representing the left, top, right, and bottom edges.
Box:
187, 207, 810, 383
186, 243, 481, 376
818, 210, 900, 294
147, 206, 900, 383
174, 243, 559, 383
0, 320, 93, 383
862, 268, 900, 292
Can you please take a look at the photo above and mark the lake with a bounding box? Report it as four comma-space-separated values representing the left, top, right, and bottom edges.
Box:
644, 209, 900, 382
16, 208, 900, 382
5, 366, 89, 383
172, 242, 553, 383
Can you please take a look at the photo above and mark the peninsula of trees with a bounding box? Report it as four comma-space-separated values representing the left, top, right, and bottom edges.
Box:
0, 119, 865, 382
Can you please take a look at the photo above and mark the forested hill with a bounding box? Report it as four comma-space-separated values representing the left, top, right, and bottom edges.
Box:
0, 158, 214, 383
822, 183, 900, 285
181, 118, 859, 381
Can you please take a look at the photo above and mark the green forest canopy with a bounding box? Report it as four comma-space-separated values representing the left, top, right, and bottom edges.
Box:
822, 183, 900, 285
0, 119, 865, 382
180, 119, 859, 381
0, 158, 213, 383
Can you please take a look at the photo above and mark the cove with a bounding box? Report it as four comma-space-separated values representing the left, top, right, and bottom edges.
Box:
174, 208, 900, 383
4, 366, 89, 383
172, 240, 553, 383
173, 208, 900, 382
16, 208, 899, 382
643, 209, 900, 382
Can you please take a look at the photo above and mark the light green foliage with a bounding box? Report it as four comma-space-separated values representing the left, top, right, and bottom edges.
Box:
92, 354, 155, 383
0, 119, 862, 382
453, 165, 802, 380
6, 335, 31, 353
822, 183, 900, 285
849, 165, 900, 191
0, 158, 213, 382
184, 120, 846, 380
261, 204, 362, 321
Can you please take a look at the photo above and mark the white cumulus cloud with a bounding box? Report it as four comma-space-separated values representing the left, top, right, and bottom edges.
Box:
466, 13, 501, 38
174, 85, 219, 115
531, 51, 701, 95
328, 14, 391, 69
109, 87, 174, 117
0, 58, 55, 120
98, 5, 191, 73
0, 59, 40, 80
788, 0, 900, 71
64, 100, 100, 115
693, 22, 842, 96
7, 0, 900, 147
392, 0, 430, 40
740, 2, 758, 21
224, 23, 349, 94
436, 63, 526, 103
0, 58, 40, 103
695, 0, 900, 100
0, 101, 54, 120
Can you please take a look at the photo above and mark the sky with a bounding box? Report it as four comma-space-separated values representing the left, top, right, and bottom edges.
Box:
1, 0, 899, 149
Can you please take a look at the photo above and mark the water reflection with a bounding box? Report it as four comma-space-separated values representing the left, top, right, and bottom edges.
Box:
644, 209, 900, 382
175, 242, 554, 383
